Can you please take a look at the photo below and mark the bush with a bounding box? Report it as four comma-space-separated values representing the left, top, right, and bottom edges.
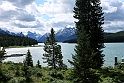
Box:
100, 77, 115, 83
49, 69, 64, 80
18, 77, 26, 83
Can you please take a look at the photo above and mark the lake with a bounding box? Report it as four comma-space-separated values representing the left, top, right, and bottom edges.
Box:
3, 43, 124, 68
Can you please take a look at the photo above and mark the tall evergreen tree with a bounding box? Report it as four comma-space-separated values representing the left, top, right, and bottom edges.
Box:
43, 28, 66, 69
55, 45, 67, 69
22, 60, 31, 82
25, 49, 33, 67
69, 27, 99, 83
69, 0, 104, 82
73, 0, 104, 68
36, 60, 41, 68
0, 47, 6, 63
0, 47, 6, 82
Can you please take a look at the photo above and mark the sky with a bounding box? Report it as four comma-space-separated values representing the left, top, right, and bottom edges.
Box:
0, 0, 124, 35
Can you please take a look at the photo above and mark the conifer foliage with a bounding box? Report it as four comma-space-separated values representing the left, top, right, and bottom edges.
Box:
43, 28, 66, 69
73, 0, 104, 68
70, 0, 105, 82
25, 49, 33, 67
69, 27, 100, 83
0, 47, 6, 63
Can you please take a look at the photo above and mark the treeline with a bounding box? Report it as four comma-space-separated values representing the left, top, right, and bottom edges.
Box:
0, 34, 38, 47
105, 31, 124, 43
63, 31, 124, 43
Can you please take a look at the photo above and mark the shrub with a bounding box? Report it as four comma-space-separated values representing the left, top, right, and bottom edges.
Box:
49, 69, 64, 80
18, 77, 26, 83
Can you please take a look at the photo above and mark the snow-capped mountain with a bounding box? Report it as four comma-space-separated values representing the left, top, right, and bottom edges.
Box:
56, 27, 76, 37
38, 26, 77, 42
26, 31, 42, 41
0, 26, 77, 42
0, 28, 41, 41
55, 26, 76, 41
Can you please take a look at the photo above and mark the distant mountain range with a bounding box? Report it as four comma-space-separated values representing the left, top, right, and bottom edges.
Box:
1, 27, 124, 43
0, 27, 77, 42
38, 27, 77, 42
0, 28, 42, 41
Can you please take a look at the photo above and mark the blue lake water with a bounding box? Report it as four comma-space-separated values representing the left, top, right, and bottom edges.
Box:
3, 43, 124, 68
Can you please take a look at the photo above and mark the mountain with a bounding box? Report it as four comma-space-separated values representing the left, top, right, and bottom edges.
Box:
55, 27, 76, 42
0, 28, 42, 41
16, 32, 25, 36
38, 33, 49, 42
0, 28, 8, 34
38, 27, 77, 42
26, 31, 42, 41
0, 29, 25, 36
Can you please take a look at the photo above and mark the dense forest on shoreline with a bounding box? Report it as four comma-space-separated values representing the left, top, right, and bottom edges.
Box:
0, 34, 38, 47
63, 31, 124, 43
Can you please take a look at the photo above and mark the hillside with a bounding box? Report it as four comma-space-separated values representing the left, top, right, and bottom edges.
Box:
63, 31, 124, 43
105, 31, 124, 43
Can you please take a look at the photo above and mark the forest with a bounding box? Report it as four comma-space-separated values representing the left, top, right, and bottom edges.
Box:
1, 0, 124, 82
0, 28, 124, 83
0, 34, 38, 47
63, 31, 124, 43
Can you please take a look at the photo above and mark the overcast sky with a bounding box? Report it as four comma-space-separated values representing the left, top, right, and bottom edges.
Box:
0, 0, 124, 35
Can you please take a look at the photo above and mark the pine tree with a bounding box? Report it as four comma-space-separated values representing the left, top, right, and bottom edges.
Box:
55, 45, 67, 69
69, 27, 100, 83
36, 60, 41, 68
25, 49, 33, 67
0, 47, 6, 82
22, 60, 31, 82
43, 28, 66, 69
0, 47, 6, 63
69, 0, 104, 82
73, 0, 104, 68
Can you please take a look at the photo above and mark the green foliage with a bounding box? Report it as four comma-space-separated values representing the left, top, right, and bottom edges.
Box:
49, 69, 64, 80
74, 0, 104, 68
1, 62, 124, 83
0, 34, 38, 47
100, 77, 115, 83
69, 26, 100, 83
69, 0, 105, 82
25, 49, 33, 67
43, 28, 66, 69
36, 60, 41, 68
105, 31, 124, 42
22, 60, 32, 82
115, 63, 124, 70
0, 47, 6, 63
70, 0, 105, 82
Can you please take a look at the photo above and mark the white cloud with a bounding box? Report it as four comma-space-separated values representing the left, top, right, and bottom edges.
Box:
0, 0, 124, 35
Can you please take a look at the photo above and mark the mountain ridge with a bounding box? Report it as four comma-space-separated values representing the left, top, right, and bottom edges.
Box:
1, 28, 122, 43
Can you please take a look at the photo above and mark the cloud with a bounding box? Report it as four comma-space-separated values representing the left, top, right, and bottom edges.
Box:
101, 0, 124, 32
2, 0, 35, 7
16, 11, 36, 22
0, 0, 124, 34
